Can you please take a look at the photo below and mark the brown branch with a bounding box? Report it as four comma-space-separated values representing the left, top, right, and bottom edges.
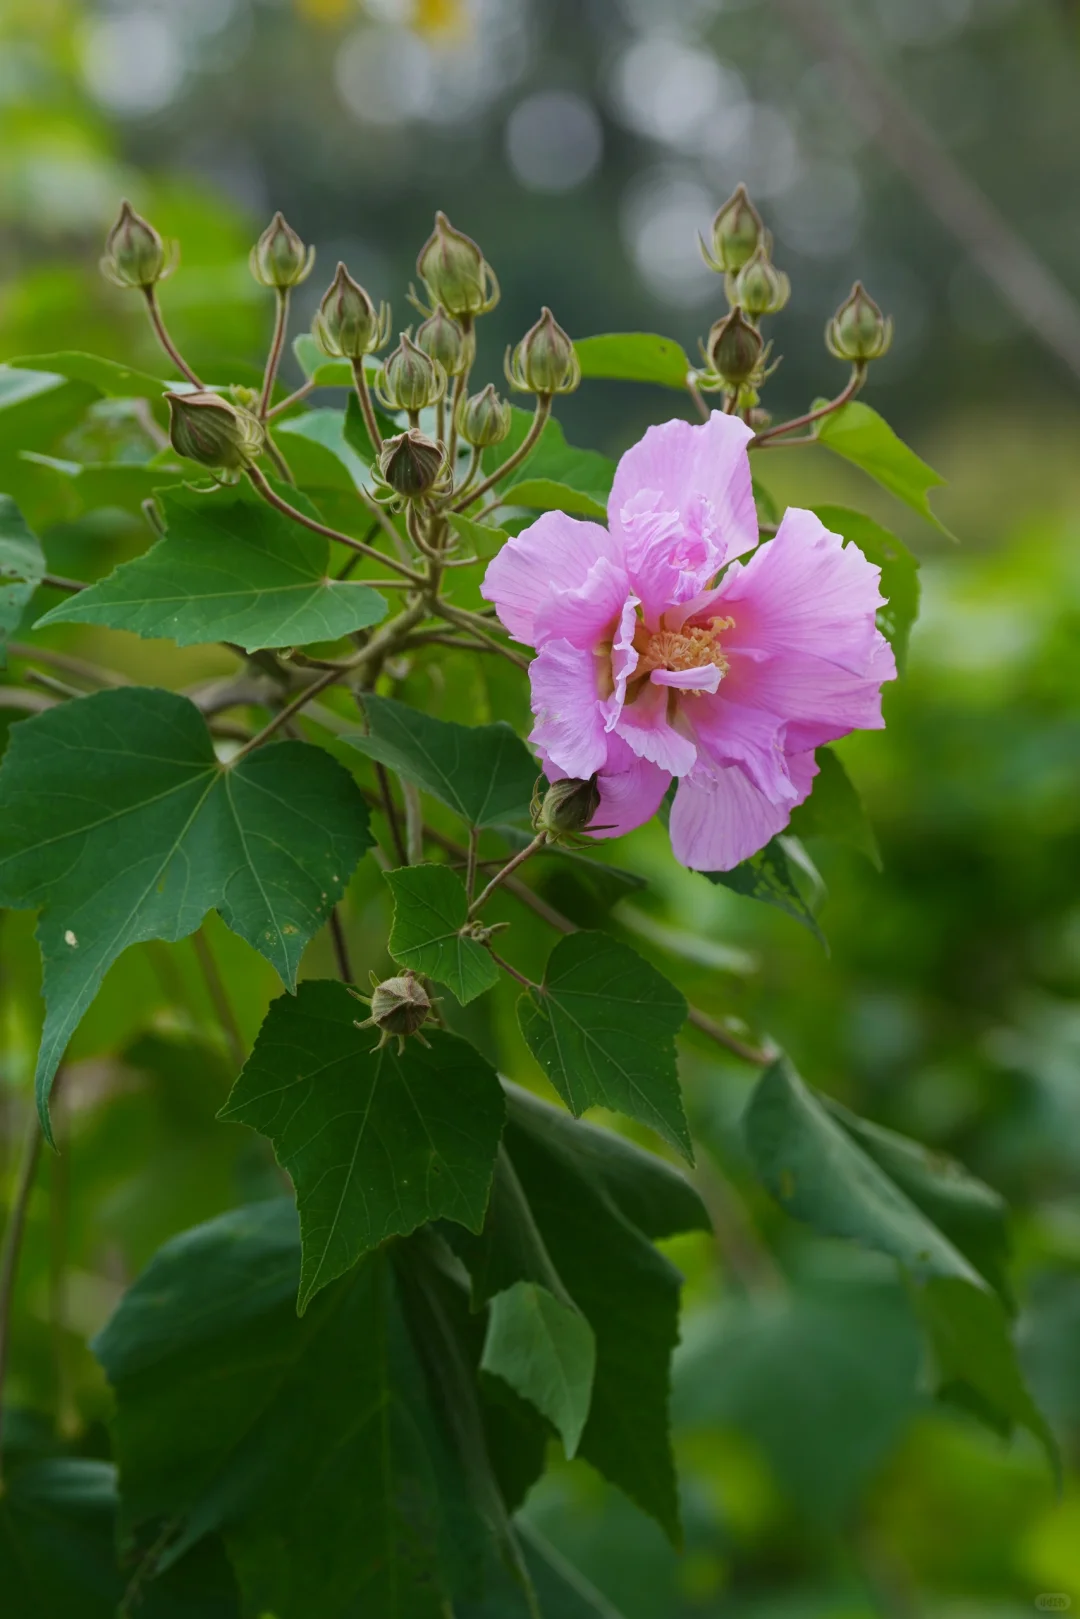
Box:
142, 286, 203, 387
750, 364, 864, 447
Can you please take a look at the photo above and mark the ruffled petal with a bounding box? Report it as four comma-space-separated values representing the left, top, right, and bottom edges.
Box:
608, 413, 758, 614
532, 555, 632, 651
612, 682, 697, 776
684, 692, 794, 803
722, 639, 896, 753
482, 510, 621, 646
669, 748, 819, 871
528, 639, 609, 778
650, 664, 723, 694
716, 507, 886, 674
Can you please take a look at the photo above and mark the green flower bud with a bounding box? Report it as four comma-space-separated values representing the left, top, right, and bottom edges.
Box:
312, 262, 390, 360
535, 775, 601, 837
377, 429, 448, 500
415, 305, 472, 378
100, 200, 172, 290
825, 281, 893, 363
730, 244, 790, 318
705, 306, 764, 386
376, 332, 447, 413
249, 211, 315, 290
352, 970, 432, 1052
700, 184, 763, 275
165, 390, 264, 474
416, 211, 499, 319
505, 307, 580, 396
457, 382, 511, 448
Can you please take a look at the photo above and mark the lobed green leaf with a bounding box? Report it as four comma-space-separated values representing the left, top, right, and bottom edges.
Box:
574, 332, 692, 391
385, 863, 499, 1004
816, 401, 953, 537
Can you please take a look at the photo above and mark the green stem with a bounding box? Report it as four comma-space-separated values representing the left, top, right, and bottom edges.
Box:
451, 394, 550, 513
191, 928, 246, 1071
259, 288, 291, 419
329, 908, 354, 983
142, 286, 203, 387
246, 465, 423, 583
750, 363, 864, 446
403, 782, 424, 866
266, 377, 316, 421
351, 359, 384, 455
0, 1105, 45, 1494
469, 833, 546, 918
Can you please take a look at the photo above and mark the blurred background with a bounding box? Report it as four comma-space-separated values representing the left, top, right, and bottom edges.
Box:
3, 0, 1080, 1615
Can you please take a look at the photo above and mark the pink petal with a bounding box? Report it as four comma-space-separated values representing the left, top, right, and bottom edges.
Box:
608, 412, 757, 614
482, 510, 621, 646
532, 555, 632, 651
669, 749, 819, 871
606, 594, 641, 721
684, 693, 794, 803
650, 664, 723, 694
612, 681, 697, 776
528, 639, 608, 778
540, 735, 671, 841
723, 639, 896, 753
717, 507, 886, 674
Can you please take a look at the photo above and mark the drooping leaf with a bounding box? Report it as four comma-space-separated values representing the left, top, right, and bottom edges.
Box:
518, 932, 690, 1158
813, 503, 921, 673
36, 482, 388, 651
9, 351, 172, 399
0, 494, 45, 662
93, 1201, 477, 1617
788, 746, 881, 869
0, 688, 372, 1135
445, 512, 509, 561
500, 1092, 693, 1542
386, 863, 499, 1004
481, 1281, 596, 1458
0, 363, 69, 412
704, 834, 825, 942
574, 332, 691, 391
815, 402, 953, 537
347, 693, 537, 828
220, 980, 505, 1311
481, 408, 615, 516
743, 1057, 1054, 1462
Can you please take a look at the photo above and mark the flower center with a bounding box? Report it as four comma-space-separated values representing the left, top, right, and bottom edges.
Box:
633, 616, 733, 681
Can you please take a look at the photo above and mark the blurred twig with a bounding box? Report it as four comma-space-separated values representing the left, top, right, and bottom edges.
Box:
774, 0, 1080, 383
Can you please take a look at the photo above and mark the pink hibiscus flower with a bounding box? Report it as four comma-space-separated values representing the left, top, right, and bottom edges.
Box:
481, 412, 895, 870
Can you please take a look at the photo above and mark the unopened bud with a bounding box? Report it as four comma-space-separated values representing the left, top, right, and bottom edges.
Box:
165, 390, 264, 474
415, 305, 472, 378
700, 184, 763, 275
376, 332, 446, 413
457, 383, 511, 448
100, 200, 170, 290
416, 211, 499, 319
377, 429, 448, 499
249, 211, 315, 290
730, 245, 790, 318
354, 970, 432, 1052
505, 307, 580, 397
313, 263, 390, 360
705, 307, 764, 386
535, 775, 601, 837
826, 281, 893, 363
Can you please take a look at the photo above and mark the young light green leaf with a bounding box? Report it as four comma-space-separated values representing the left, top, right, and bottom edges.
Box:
348, 693, 537, 827
498, 476, 607, 520
291, 331, 353, 386
36, 482, 387, 651
481, 1281, 596, 1458
813, 503, 921, 673
744, 1057, 1054, 1464
9, 350, 172, 399
517, 931, 691, 1159
220, 980, 505, 1311
0, 494, 44, 662
816, 401, 953, 537
0, 688, 372, 1136
788, 746, 881, 869
574, 332, 691, 390
276, 405, 373, 490
94, 1201, 474, 1617
481, 407, 615, 514
446, 510, 510, 561
386, 863, 499, 1004
0, 363, 68, 411
704, 834, 825, 942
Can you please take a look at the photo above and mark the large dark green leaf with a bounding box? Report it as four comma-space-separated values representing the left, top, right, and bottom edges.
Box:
743, 1058, 1054, 1462
0, 494, 44, 663
788, 746, 881, 869
93, 1201, 476, 1618
704, 834, 825, 942
480, 1281, 596, 1458
816, 402, 953, 537
0, 688, 372, 1135
36, 483, 387, 651
574, 333, 691, 391
386, 863, 500, 1004
220, 981, 505, 1311
347, 694, 537, 827
518, 931, 690, 1158
812, 503, 921, 674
